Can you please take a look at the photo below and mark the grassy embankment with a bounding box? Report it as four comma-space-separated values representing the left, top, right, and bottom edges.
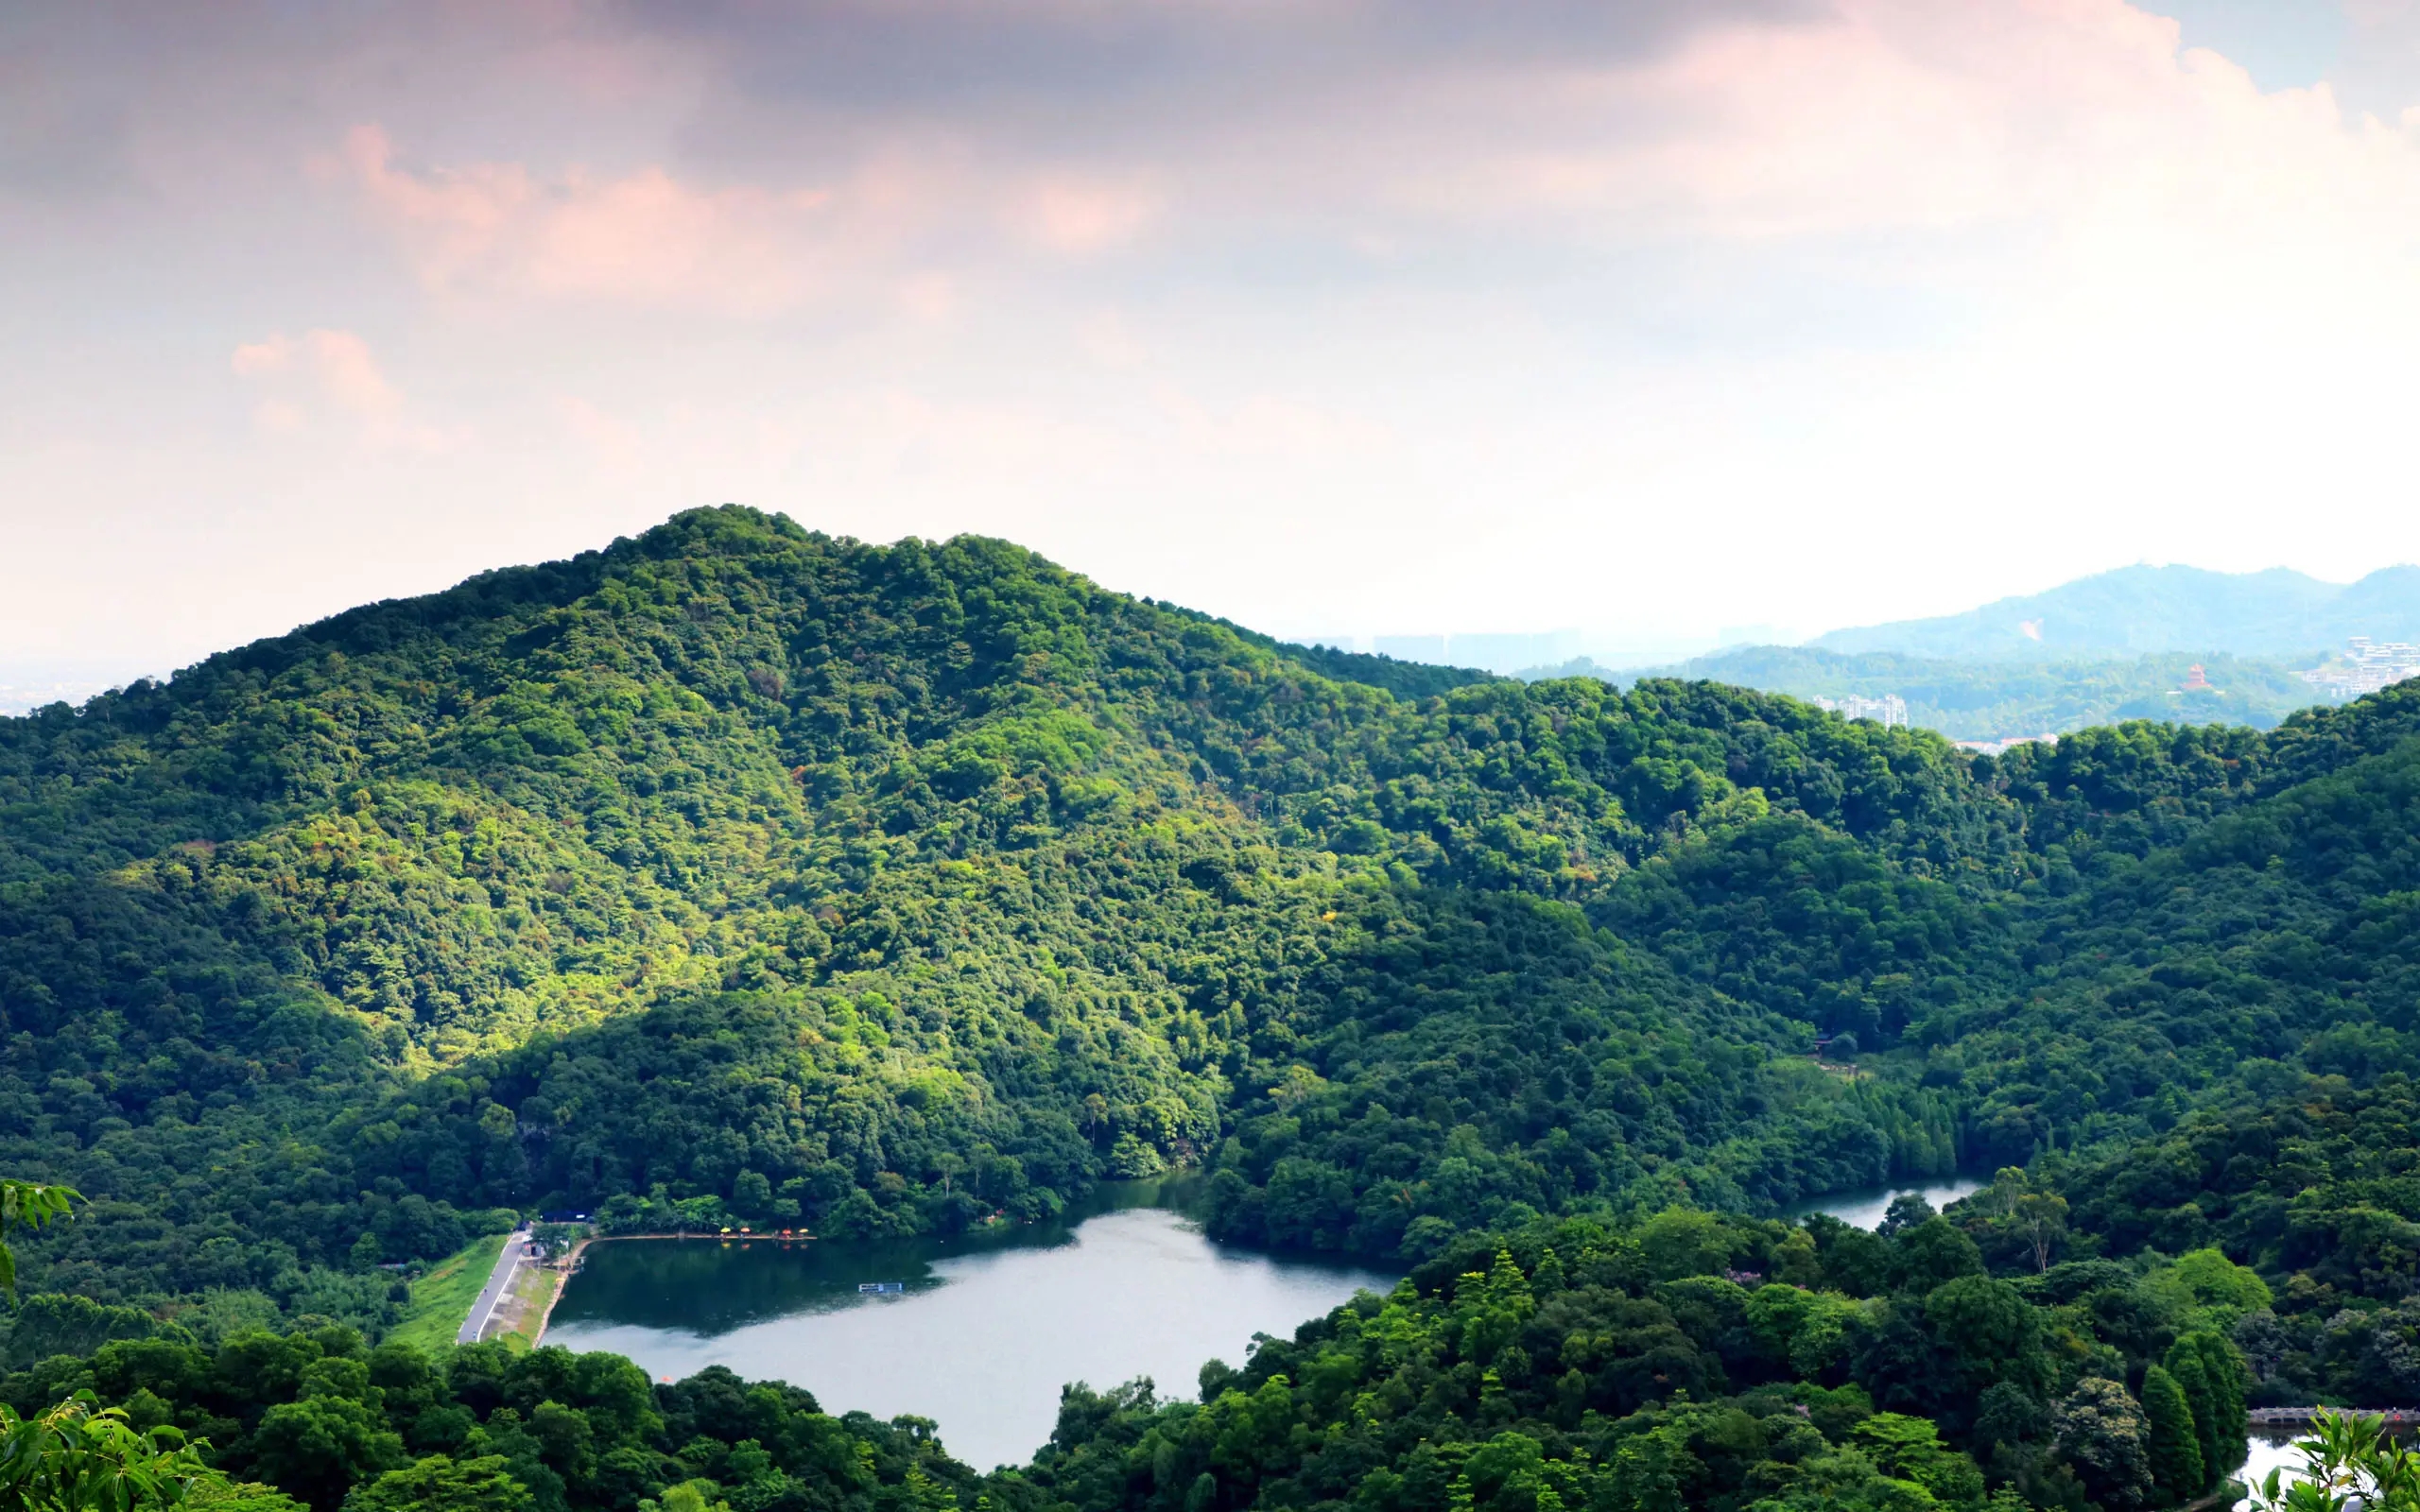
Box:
383, 1231, 510, 1353
493, 1259, 565, 1352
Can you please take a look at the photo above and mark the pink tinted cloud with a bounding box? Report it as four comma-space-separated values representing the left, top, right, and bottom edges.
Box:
314, 2, 2420, 347
1386, 0, 2420, 250
331, 123, 1169, 314
1015, 175, 1162, 253
231, 329, 401, 416
230, 328, 451, 449
335, 124, 838, 313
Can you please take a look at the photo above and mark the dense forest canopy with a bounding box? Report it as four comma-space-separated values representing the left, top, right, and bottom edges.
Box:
0, 506, 2021, 1316
8, 506, 2420, 1509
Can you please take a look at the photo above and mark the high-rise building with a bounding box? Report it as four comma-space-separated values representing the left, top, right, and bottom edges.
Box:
1810, 693, 1909, 728
2302, 638, 2420, 699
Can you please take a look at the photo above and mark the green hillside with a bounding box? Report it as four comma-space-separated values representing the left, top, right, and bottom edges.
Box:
17, 507, 2420, 1511
0, 507, 2006, 1325
1538, 646, 2325, 740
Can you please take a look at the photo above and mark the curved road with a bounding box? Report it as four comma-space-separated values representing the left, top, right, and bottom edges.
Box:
458, 1229, 531, 1345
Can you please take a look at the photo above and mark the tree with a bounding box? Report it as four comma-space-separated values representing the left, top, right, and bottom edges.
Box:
2053, 1378, 2153, 1511
1891, 1219, 1983, 1291
0, 1391, 213, 1512
528, 1225, 583, 1263
343, 1455, 534, 1512
0, 1179, 80, 1297
248, 1397, 404, 1511
2173, 1332, 2248, 1492
1636, 1210, 1736, 1281
1742, 1447, 1936, 1511
1876, 1194, 1933, 1240
1925, 1277, 2051, 1400
1850, 1414, 1984, 1506
1966, 1167, 2067, 1273
2011, 1191, 2067, 1274
2140, 1366, 2205, 1504
185, 1483, 304, 1512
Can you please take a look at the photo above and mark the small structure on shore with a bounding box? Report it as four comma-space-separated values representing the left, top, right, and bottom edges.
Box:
2250, 1407, 2420, 1429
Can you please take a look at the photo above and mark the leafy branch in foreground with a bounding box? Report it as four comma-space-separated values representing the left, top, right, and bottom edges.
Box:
2252, 1410, 2420, 1512
0, 1180, 79, 1297
0, 1391, 211, 1512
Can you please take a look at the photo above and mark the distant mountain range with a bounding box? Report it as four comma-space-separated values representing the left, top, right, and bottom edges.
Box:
1505, 562, 2420, 740
1810, 563, 2420, 661
1533, 646, 2323, 742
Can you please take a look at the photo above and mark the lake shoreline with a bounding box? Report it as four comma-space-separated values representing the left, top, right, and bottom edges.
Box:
543, 1204, 1399, 1467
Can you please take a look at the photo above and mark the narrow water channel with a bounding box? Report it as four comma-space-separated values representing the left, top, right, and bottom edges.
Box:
544, 1182, 1397, 1469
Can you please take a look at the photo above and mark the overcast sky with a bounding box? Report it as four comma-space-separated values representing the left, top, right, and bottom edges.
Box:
4, 0, 2415, 674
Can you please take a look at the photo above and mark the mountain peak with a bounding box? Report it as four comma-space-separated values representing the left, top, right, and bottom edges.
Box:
1810, 561, 2413, 661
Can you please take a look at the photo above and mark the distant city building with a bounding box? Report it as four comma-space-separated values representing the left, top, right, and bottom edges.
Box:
1811, 693, 1909, 728
2301, 637, 2420, 699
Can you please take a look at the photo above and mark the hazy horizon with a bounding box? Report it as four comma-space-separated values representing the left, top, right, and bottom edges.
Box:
2, 524, 2408, 715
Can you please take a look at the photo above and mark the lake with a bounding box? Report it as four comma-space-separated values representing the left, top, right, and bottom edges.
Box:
1787, 1175, 1985, 1230
540, 1171, 2094, 1475
543, 1182, 1398, 1469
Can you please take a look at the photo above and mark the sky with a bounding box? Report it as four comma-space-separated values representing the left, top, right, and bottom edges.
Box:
4, 0, 2418, 681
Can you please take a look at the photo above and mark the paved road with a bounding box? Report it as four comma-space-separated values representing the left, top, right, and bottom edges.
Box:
458, 1229, 531, 1345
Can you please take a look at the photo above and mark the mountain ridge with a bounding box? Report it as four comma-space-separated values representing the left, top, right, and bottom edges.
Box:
18, 507, 2420, 1511
1538, 645, 2325, 740
1, 505, 1997, 1322
1809, 560, 2420, 661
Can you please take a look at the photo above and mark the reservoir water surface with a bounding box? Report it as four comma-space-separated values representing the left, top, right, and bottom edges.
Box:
544, 1184, 1396, 1469
542, 1174, 1986, 1470
1781, 1175, 1984, 1230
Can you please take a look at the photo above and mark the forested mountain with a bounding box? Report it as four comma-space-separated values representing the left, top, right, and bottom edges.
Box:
1807, 561, 2420, 661
1532, 646, 2321, 740
0, 506, 2003, 1322
13, 507, 2420, 1509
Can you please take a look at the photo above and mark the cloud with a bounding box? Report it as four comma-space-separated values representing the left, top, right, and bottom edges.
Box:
229, 328, 448, 449
306, 2, 2420, 347
17, 0, 2420, 668
1016, 175, 1161, 253
331, 124, 841, 313
331, 117, 1187, 317
457, 0, 2420, 346
1438, 0, 2410, 246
